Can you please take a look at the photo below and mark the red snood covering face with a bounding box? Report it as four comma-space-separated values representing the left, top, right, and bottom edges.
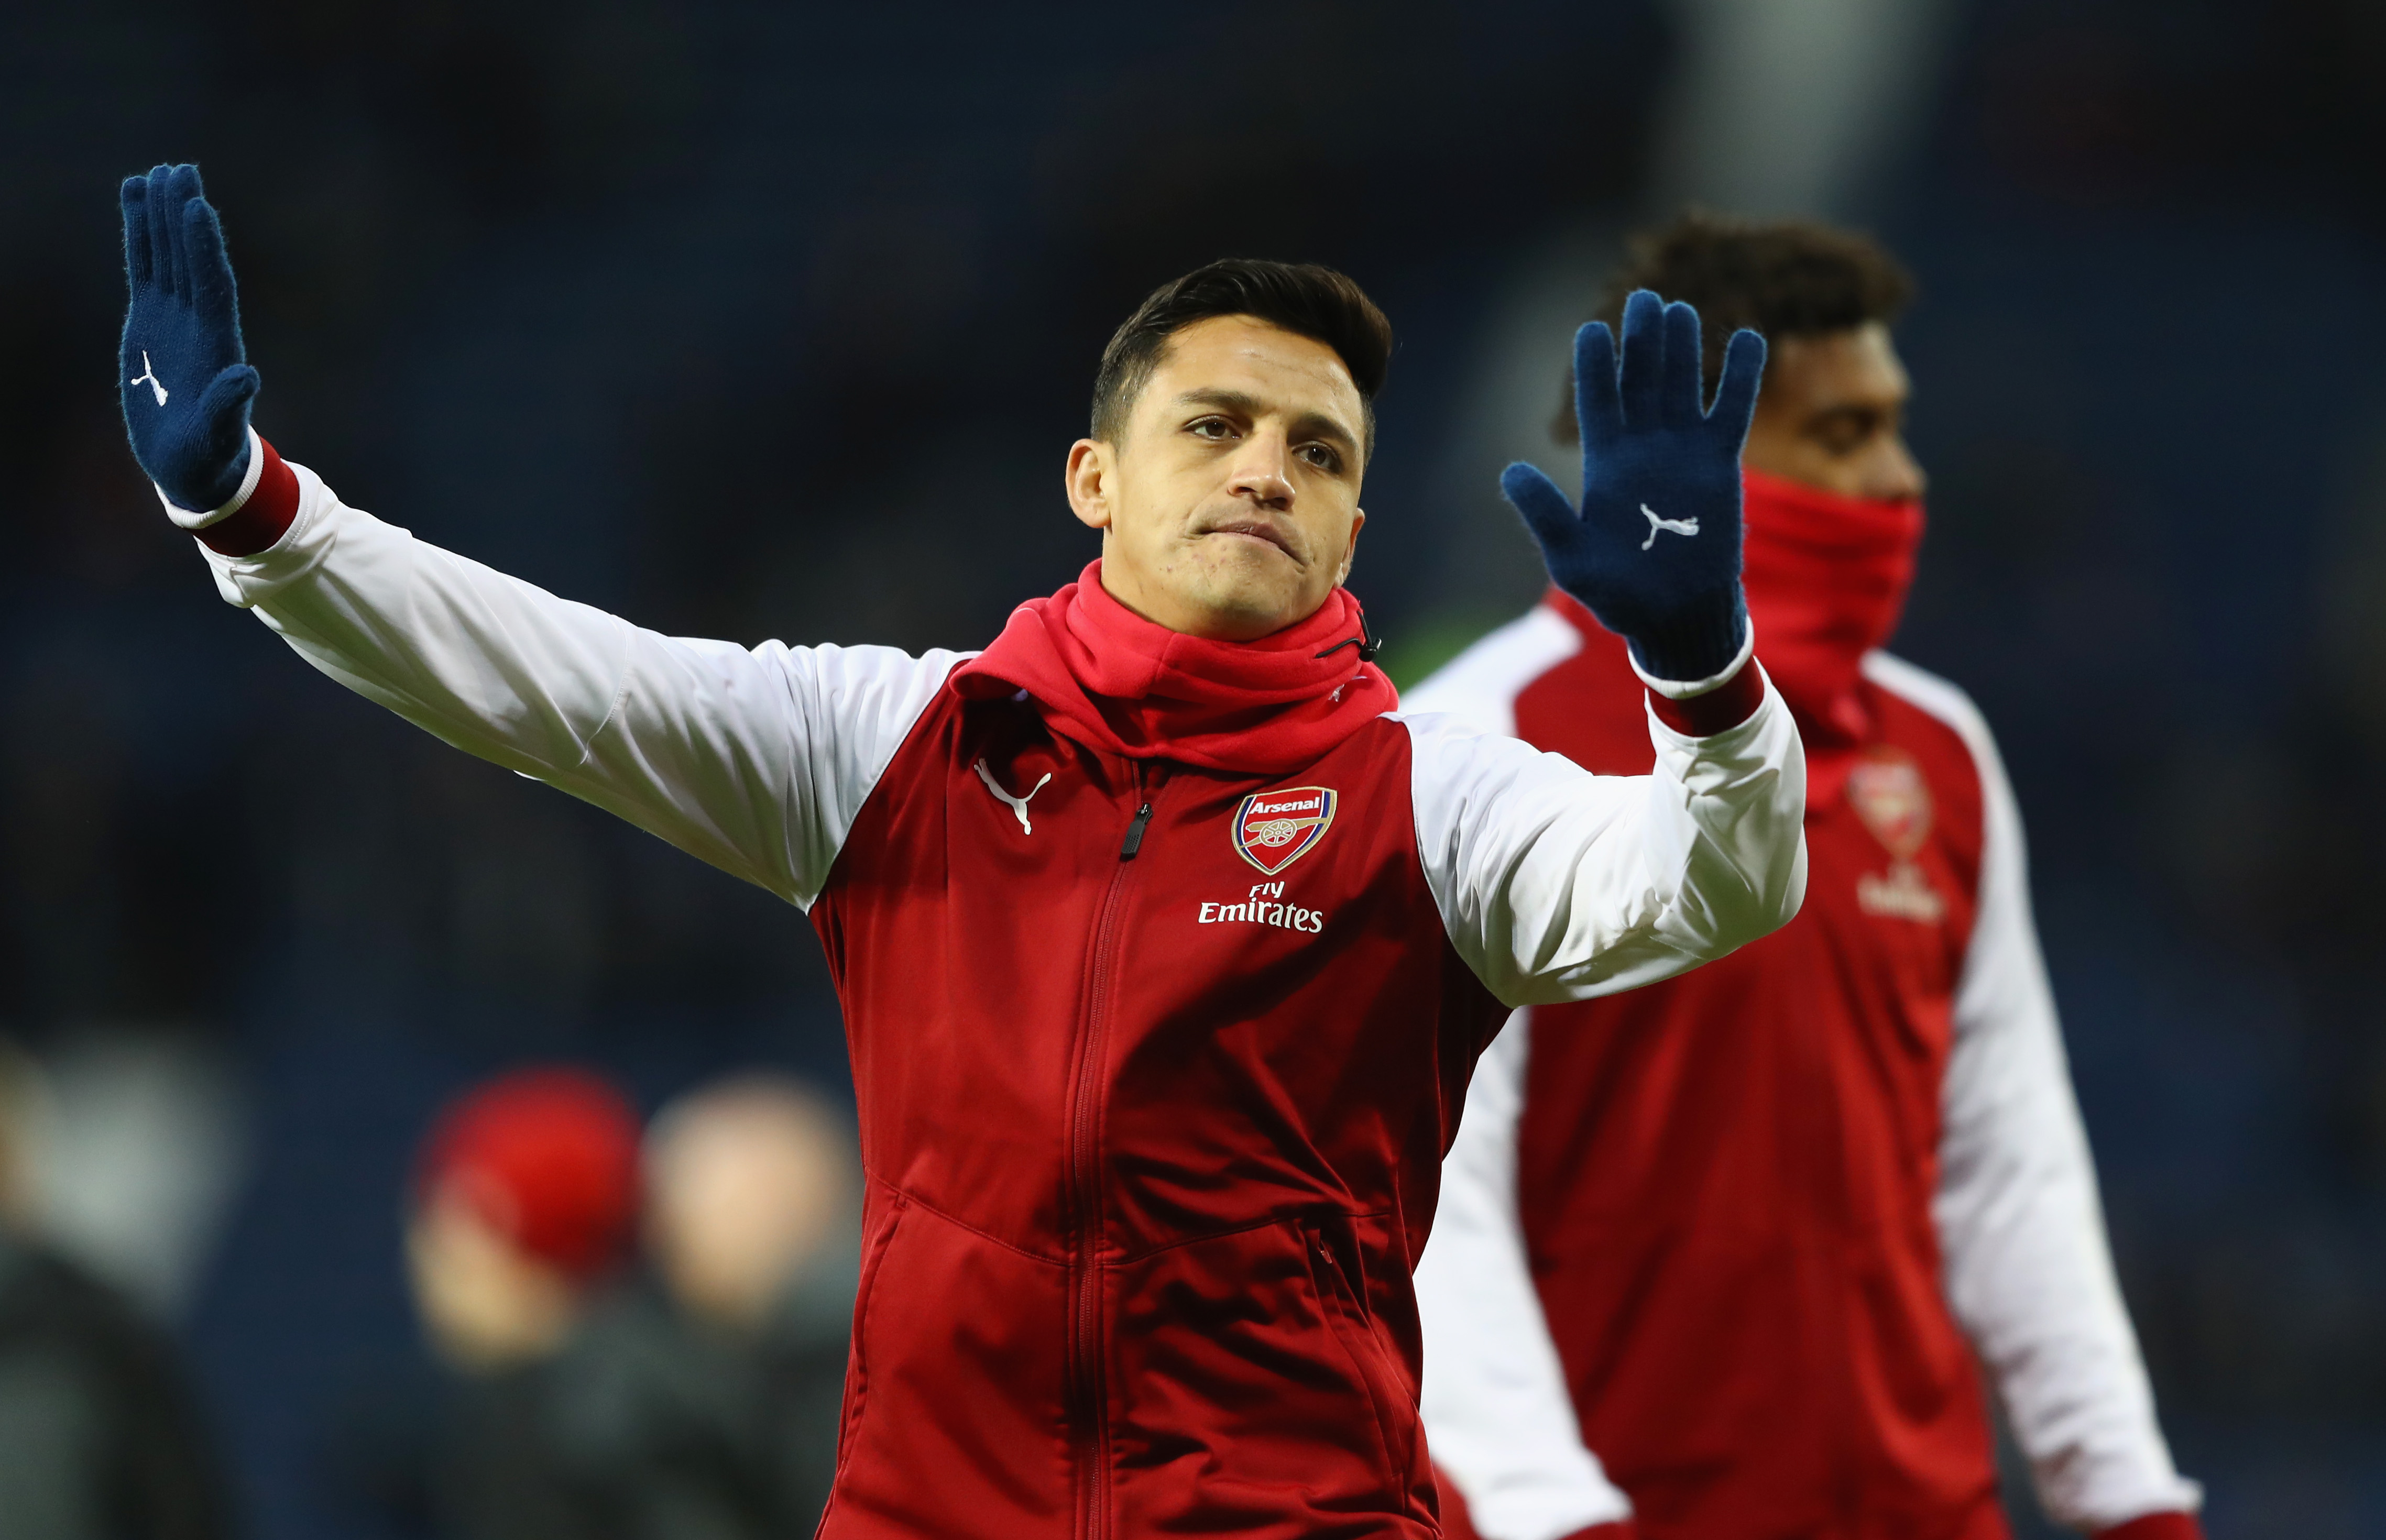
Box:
1738, 467, 1925, 750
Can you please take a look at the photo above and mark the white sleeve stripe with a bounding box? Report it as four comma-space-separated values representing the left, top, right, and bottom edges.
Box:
1417, 1010, 1634, 1540
1866, 651, 2200, 1528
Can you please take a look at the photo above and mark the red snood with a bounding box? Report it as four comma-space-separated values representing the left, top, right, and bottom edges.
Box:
1739, 468, 1925, 748
952, 561, 1395, 776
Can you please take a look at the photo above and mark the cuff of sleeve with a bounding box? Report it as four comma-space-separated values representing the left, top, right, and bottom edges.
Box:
156, 426, 264, 529
1648, 657, 1767, 736
2094, 1513, 2204, 1540
1559, 1525, 1637, 1540
157, 430, 301, 556
1631, 618, 1757, 700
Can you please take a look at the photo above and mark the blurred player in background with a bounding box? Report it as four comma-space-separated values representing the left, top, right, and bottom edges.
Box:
634, 1082, 859, 1535
118, 162, 1809, 1538
365, 1067, 859, 1540
562, 1073, 860, 1538
1411, 214, 2201, 1540
0, 1037, 235, 1540
400, 1065, 642, 1540
642, 1074, 858, 1348
407, 1066, 642, 1384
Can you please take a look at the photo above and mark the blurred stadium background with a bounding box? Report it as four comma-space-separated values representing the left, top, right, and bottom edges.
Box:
5, 1, 2385, 1534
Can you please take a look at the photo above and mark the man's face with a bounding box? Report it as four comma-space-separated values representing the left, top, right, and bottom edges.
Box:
406, 1181, 579, 1373
1067, 315, 1367, 641
1742, 322, 1927, 501
645, 1094, 852, 1332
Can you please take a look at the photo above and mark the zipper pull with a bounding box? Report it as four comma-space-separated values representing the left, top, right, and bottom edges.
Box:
1119, 802, 1153, 860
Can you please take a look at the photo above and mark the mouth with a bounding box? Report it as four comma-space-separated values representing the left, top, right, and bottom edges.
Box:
1197, 518, 1298, 563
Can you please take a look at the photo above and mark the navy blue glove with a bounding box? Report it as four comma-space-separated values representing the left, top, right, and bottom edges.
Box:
120, 163, 258, 514
1504, 290, 1765, 686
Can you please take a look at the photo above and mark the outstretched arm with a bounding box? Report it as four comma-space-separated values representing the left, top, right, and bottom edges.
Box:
117, 164, 951, 907
1409, 293, 1805, 1004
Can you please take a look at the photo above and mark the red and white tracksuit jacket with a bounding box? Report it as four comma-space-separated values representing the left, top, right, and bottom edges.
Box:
191, 459, 1807, 1538
1410, 596, 2198, 1540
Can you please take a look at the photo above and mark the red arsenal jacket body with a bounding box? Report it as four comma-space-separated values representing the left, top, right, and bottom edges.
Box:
190, 463, 1810, 1538
1411, 596, 2198, 1540
814, 690, 1511, 1537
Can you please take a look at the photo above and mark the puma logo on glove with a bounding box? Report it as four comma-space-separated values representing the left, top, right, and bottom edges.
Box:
1640, 505, 1699, 549
130, 351, 169, 406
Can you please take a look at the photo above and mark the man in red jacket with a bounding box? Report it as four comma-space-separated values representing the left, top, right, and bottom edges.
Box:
1412, 214, 2201, 1540
118, 166, 1806, 1538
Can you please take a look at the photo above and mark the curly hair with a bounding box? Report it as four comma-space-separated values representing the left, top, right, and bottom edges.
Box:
1556, 211, 1914, 443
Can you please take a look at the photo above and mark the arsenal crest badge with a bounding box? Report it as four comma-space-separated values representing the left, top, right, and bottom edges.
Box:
1845, 745, 1933, 859
1232, 786, 1338, 875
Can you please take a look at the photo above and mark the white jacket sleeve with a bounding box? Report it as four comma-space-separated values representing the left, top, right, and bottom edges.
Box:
197, 461, 957, 909
1416, 1009, 1634, 1540
1403, 675, 1807, 1006
1875, 656, 2200, 1531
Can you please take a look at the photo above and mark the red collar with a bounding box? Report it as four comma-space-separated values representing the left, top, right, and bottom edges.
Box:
953, 561, 1395, 775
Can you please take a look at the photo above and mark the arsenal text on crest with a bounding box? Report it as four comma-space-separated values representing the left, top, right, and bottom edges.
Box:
1844, 745, 1933, 861
1232, 786, 1338, 876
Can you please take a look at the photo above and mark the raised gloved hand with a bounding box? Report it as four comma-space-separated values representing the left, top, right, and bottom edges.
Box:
119, 163, 259, 515
1504, 290, 1765, 688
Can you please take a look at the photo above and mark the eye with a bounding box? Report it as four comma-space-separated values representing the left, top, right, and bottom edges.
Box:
1187, 416, 1236, 441
1811, 413, 1877, 457
1296, 442, 1344, 474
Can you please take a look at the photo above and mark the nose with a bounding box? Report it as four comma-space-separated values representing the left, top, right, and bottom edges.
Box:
1869, 434, 1928, 502
1225, 427, 1296, 511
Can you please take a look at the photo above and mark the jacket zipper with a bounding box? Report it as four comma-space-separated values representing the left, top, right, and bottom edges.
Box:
1065, 769, 1155, 1540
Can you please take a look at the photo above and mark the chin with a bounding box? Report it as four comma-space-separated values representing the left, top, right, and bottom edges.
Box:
1185, 574, 1314, 640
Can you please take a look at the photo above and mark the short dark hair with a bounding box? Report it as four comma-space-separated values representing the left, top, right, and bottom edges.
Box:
1092, 259, 1394, 456
1556, 211, 1916, 442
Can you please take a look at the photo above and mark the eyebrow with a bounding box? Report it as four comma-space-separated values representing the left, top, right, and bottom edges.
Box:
1802, 402, 1892, 432
1170, 388, 1362, 459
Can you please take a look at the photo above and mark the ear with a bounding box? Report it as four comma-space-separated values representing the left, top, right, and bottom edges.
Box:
1336, 507, 1367, 585
1066, 439, 1114, 532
